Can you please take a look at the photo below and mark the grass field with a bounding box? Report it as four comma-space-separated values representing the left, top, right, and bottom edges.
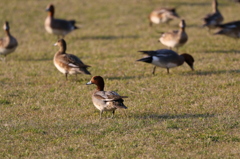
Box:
0, 0, 239, 158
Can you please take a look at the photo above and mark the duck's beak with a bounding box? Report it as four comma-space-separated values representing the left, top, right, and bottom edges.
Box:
86, 81, 92, 85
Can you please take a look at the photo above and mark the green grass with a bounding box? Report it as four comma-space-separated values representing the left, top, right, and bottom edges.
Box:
0, 0, 240, 158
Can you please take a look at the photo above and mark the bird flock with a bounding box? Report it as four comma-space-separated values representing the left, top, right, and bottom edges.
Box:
0, 0, 239, 118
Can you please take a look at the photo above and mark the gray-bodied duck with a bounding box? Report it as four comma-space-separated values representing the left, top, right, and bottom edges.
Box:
137, 49, 194, 74
214, 21, 240, 38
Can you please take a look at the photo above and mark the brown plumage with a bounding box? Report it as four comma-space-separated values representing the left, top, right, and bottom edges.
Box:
86, 76, 128, 119
45, 4, 78, 38
159, 19, 188, 51
149, 7, 180, 26
53, 39, 91, 80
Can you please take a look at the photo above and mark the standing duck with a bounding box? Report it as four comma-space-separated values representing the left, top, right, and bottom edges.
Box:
159, 19, 188, 51
53, 39, 91, 80
214, 21, 240, 38
149, 8, 180, 27
0, 21, 18, 61
86, 76, 128, 119
137, 49, 194, 74
202, 0, 224, 31
45, 4, 78, 38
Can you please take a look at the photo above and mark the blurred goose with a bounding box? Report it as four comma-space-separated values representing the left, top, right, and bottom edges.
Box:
149, 8, 180, 27
214, 21, 240, 38
86, 76, 128, 119
159, 19, 188, 51
45, 4, 78, 38
0, 21, 18, 61
54, 39, 91, 80
137, 49, 194, 74
202, 0, 224, 31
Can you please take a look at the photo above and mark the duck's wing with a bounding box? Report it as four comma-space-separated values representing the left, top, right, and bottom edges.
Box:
138, 49, 178, 57
59, 53, 90, 68
51, 19, 76, 30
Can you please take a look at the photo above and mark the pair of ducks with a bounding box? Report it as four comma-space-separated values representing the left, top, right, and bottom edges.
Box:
148, 7, 188, 51
54, 39, 127, 119
202, 0, 240, 38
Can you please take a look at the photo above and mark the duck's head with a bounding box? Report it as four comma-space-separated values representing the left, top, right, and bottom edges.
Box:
86, 76, 105, 91
46, 4, 54, 15
3, 21, 10, 31
179, 19, 186, 28
181, 53, 194, 71
54, 39, 67, 51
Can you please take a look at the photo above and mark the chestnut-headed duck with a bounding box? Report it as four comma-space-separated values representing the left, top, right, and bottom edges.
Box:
45, 4, 78, 38
214, 21, 240, 38
137, 49, 194, 74
202, 0, 224, 31
0, 21, 18, 61
86, 76, 128, 119
159, 19, 188, 51
54, 39, 91, 80
149, 8, 180, 27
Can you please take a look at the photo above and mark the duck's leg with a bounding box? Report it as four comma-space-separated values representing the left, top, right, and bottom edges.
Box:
167, 68, 170, 74
111, 110, 115, 118
152, 66, 156, 75
100, 110, 103, 119
65, 73, 68, 80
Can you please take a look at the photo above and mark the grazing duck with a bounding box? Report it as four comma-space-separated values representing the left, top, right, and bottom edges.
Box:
137, 49, 194, 74
149, 8, 180, 27
53, 39, 91, 80
214, 21, 240, 38
159, 19, 188, 51
45, 4, 78, 38
86, 76, 128, 119
0, 21, 18, 61
202, 0, 224, 31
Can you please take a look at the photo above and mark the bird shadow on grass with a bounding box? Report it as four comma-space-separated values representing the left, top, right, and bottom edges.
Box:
79, 35, 139, 40
203, 50, 240, 54
19, 58, 52, 62
133, 113, 214, 120
105, 75, 147, 81
184, 69, 240, 76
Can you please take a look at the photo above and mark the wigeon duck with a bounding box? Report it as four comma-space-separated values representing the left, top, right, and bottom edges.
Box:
86, 76, 128, 119
214, 21, 240, 38
0, 21, 18, 61
159, 19, 188, 51
137, 49, 194, 74
54, 39, 91, 80
149, 8, 180, 27
202, 0, 224, 31
45, 4, 78, 38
